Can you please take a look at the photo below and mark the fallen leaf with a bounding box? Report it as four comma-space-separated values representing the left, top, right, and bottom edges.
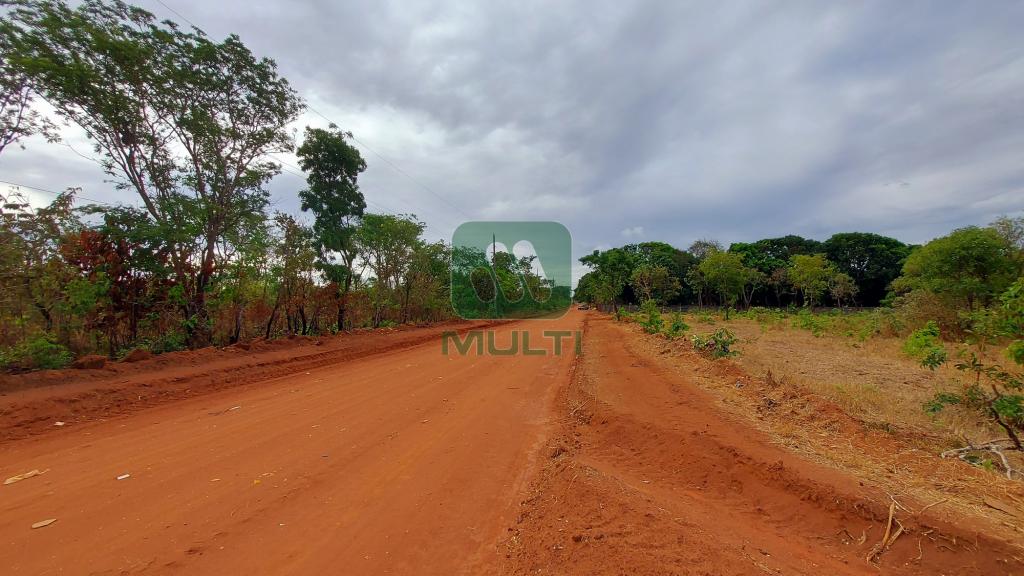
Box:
31, 519, 56, 529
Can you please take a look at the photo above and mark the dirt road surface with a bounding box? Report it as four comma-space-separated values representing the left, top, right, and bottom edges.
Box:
2, 311, 1021, 575
2, 317, 579, 575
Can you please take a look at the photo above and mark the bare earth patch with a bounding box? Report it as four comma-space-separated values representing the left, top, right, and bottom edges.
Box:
501, 313, 1024, 575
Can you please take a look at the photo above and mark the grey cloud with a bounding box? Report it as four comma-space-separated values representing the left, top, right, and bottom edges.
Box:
2, 0, 1022, 268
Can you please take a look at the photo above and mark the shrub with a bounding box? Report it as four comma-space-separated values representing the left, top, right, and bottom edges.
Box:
691, 328, 738, 358
903, 321, 947, 370
791, 308, 830, 337
638, 300, 663, 334
0, 334, 73, 371
740, 306, 787, 327
695, 312, 716, 324
664, 312, 689, 340
924, 280, 1024, 477
892, 289, 959, 337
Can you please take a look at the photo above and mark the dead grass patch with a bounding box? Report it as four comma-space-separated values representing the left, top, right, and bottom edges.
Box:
623, 315, 1024, 544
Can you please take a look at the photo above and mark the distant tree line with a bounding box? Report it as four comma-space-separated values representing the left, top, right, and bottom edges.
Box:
575, 222, 1023, 317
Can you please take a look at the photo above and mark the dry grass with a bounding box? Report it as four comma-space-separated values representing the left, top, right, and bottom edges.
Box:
690, 314, 1006, 450
617, 311, 1024, 544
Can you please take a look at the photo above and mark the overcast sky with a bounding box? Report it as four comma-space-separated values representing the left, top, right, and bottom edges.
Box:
2, 0, 1023, 282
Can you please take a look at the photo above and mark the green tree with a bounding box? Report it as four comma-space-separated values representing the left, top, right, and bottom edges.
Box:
265, 213, 317, 337
894, 227, 1016, 311
828, 272, 859, 308
0, 28, 56, 156
698, 251, 751, 318
296, 125, 367, 331
822, 232, 909, 306
629, 264, 680, 305
0, 189, 80, 345
579, 248, 636, 311
789, 254, 833, 307
990, 215, 1024, 275
355, 214, 425, 327
5, 0, 304, 346
729, 235, 822, 276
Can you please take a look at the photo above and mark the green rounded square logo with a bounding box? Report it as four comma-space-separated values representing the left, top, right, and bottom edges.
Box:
451, 221, 572, 319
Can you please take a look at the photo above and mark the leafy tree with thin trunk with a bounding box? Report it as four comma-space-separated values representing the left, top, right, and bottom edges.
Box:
4, 0, 304, 346
355, 214, 424, 327
789, 254, 833, 307
893, 226, 1016, 312
295, 125, 367, 331
698, 251, 751, 318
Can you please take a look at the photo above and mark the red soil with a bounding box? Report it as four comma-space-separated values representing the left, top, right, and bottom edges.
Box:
1, 311, 1019, 574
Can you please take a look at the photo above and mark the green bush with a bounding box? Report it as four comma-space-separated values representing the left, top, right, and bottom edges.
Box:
639, 300, 663, 334
664, 312, 689, 340
0, 334, 73, 371
740, 306, 787, 326
691, 328, 738, 358
695, 312, 716, 324
903, 320, 947, 370
791, 308, 830, 336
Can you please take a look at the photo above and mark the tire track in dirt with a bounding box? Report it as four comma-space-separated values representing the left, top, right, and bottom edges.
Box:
500, 314, 1023, 575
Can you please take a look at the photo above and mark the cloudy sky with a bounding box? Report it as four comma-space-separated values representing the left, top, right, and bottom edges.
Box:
2, 0, 1023, 281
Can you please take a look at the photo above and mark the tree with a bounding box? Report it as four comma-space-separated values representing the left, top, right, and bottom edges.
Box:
355, 214, 425, 327
265, 213, 316, 337
296, 125, 367, 331
688, 238, 722, 261
579, 248, 636, 311
698, 251, 752, 317
402, 241, 451, 323
5, 0, 304, 346
789, 254, 833, 307
629, 264, 680, 305
990, 215, 1024, 275
766, 267, 790, 306
624, 241, 695, 303
829, 272, 858, 308
0, 30, 56, 156
0, 188, 79, 337
822, 232, 909, 306
729, 235, 822, 276
894, 226, 1016, 311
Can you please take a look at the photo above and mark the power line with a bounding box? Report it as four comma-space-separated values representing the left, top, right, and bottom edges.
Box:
265, 154, 402, 216
152, 0, 197, 28
0, 179, 115, 206
305, 105, 472, 219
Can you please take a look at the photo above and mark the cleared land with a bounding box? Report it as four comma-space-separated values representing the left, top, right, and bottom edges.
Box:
1, 311, 1022, 575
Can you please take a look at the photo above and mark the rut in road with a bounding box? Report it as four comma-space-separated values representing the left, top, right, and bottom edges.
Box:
500, 314, 1023, 575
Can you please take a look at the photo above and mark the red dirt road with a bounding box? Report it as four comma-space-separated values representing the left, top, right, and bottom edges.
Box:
2, 312, 1022, 575
1, 317, 579, 575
